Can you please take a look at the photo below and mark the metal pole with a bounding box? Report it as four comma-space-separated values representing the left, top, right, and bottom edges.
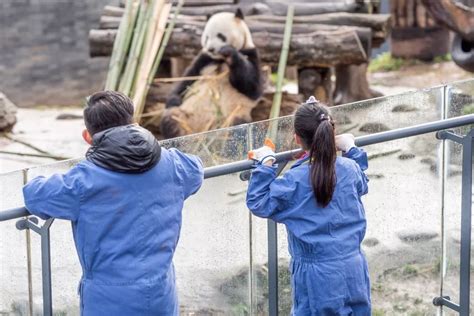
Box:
268, 219, 278, 316
41, 219, 54, 316
23, 169, 34, 316
459, 131, 473, 316
267, 161, 288, 315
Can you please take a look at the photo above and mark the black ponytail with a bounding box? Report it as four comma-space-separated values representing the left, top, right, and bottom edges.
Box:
294, 101, 337, 207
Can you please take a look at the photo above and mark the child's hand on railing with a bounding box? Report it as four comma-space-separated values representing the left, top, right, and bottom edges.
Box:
248, 138, 276, 166
336, 134, 355, 153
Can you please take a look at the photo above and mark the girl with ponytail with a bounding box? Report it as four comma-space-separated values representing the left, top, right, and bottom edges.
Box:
246, 97, 371, 315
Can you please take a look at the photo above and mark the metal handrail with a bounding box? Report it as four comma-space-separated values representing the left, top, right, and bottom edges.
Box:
1, 114, 473, 222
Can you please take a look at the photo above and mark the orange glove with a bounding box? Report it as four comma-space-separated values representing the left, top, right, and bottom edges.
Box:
248, 138, 276, 164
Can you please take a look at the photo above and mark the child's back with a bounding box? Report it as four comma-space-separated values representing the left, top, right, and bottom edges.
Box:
23, 92, 203, 315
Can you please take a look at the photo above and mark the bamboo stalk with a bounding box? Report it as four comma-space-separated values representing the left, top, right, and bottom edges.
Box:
132, 0, 165, 96
105, 0, 135, 90
134, 0, 184, 122
118, 0, 150, 95
267, 5, 294, 140
132, 0, 170, 110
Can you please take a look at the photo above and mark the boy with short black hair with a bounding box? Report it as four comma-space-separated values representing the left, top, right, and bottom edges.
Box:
23, 90, 203, 315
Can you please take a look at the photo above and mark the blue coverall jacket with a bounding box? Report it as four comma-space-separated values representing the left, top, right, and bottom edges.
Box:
247, 147, 370, 315
23, 125, 204, 315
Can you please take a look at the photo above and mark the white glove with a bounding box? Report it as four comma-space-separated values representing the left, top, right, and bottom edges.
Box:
248, 138, 276, 164
335, 134, 356, 152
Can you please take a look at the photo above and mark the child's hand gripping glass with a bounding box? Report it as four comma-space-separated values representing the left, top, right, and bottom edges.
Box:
248, 138, 276, 166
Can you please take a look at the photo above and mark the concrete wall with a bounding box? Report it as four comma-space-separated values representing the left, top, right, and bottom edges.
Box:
0, 0, 116, 107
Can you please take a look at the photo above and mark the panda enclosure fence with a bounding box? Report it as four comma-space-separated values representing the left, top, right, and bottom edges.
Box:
89, 0, 391, 136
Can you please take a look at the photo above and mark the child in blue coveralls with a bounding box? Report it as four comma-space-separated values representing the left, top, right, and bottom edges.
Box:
22, 91, 204, 315
247, 97, 371, 315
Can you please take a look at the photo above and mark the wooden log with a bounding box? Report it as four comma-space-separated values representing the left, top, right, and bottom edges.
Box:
90, 25, 371, 66
102, 7, 390, 33
89, 29, 116, 57
170, 0, 236, 5
167, 1, 369, 17
422, 0, 474, 40
100, 16, 123, 29
103, 5, 125, 17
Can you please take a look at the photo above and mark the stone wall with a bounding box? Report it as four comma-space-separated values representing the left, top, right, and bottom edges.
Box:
0, 0, 115, 107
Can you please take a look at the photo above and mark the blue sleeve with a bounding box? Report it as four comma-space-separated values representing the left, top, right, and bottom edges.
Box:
22, 165, 84, 221
246, 165, 296, 223
343, 147, 369, 196
170, 148, 204, 199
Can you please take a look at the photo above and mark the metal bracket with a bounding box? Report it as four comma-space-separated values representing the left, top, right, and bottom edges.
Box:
16, 217, 54, 316
434, 128, 473, 316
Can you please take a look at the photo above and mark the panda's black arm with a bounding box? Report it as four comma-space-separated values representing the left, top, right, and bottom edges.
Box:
166, 53, 216, 108
228, 48, 262, 100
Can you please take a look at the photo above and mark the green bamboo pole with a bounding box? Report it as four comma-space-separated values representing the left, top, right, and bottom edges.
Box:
118, 0, 151, 95
267, 5, 294, 141
134, 0, 185, 122
104, 0, 134, 90
131, 0, 166, 101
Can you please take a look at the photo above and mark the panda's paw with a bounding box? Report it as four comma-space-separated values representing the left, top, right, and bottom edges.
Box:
165, 94, 183, 108
218, 45, 237, 59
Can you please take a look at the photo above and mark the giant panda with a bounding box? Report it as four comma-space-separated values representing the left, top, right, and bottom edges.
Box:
160, 9, 262, 138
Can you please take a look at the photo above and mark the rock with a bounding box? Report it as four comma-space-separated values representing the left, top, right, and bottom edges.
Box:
398, 153, 416, 160
56, 113, 83, 120
359, 122, 390, 133
398, 230, 439, 243
392, 104, 418, 112
363, 237, 380, 247
0, 92, 18, 132
420, 157, 435, 165
367, 173, 384, 179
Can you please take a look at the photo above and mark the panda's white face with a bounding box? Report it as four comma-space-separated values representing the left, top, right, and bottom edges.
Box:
201, 11, 254, 59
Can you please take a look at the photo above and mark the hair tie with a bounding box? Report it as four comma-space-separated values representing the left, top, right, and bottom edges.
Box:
319, 113, 329, 121
306, 96, 319, 104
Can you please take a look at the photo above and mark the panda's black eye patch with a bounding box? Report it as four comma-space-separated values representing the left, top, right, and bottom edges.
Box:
217, 33, 227, 42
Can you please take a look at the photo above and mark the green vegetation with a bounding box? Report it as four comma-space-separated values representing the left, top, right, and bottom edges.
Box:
462, 103, 474, 115
368, 52, 452, 73
368, 53, 406, 72
433, 53, 452, 63
373, 308, 386, 316
402, 264, 418, 277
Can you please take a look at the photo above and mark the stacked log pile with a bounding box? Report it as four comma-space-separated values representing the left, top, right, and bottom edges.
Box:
89, 0, 391, 136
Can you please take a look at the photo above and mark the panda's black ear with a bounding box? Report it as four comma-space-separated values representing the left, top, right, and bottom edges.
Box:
235, 8, 244, 20
206, 13, 212, 21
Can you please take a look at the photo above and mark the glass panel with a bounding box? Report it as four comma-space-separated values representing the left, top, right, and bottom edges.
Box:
174, 173, 251, 314
442, 78, 474, 313
0, 170, 30, 314
160, 124, 249, 168
26, 159, 82, 315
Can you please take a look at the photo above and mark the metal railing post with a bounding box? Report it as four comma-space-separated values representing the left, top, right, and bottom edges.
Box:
434, 128, 473, 315
268, 161, 289, 316
16, 217, 54, 316
41, 219, 54, 316
459, 130, 473, 316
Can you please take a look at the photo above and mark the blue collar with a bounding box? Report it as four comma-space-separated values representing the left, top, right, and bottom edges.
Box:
291, 155, 310, 169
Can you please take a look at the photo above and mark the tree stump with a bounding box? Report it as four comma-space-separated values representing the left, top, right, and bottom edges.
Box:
298, 67, 332, 105
334, 63, 383, 105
